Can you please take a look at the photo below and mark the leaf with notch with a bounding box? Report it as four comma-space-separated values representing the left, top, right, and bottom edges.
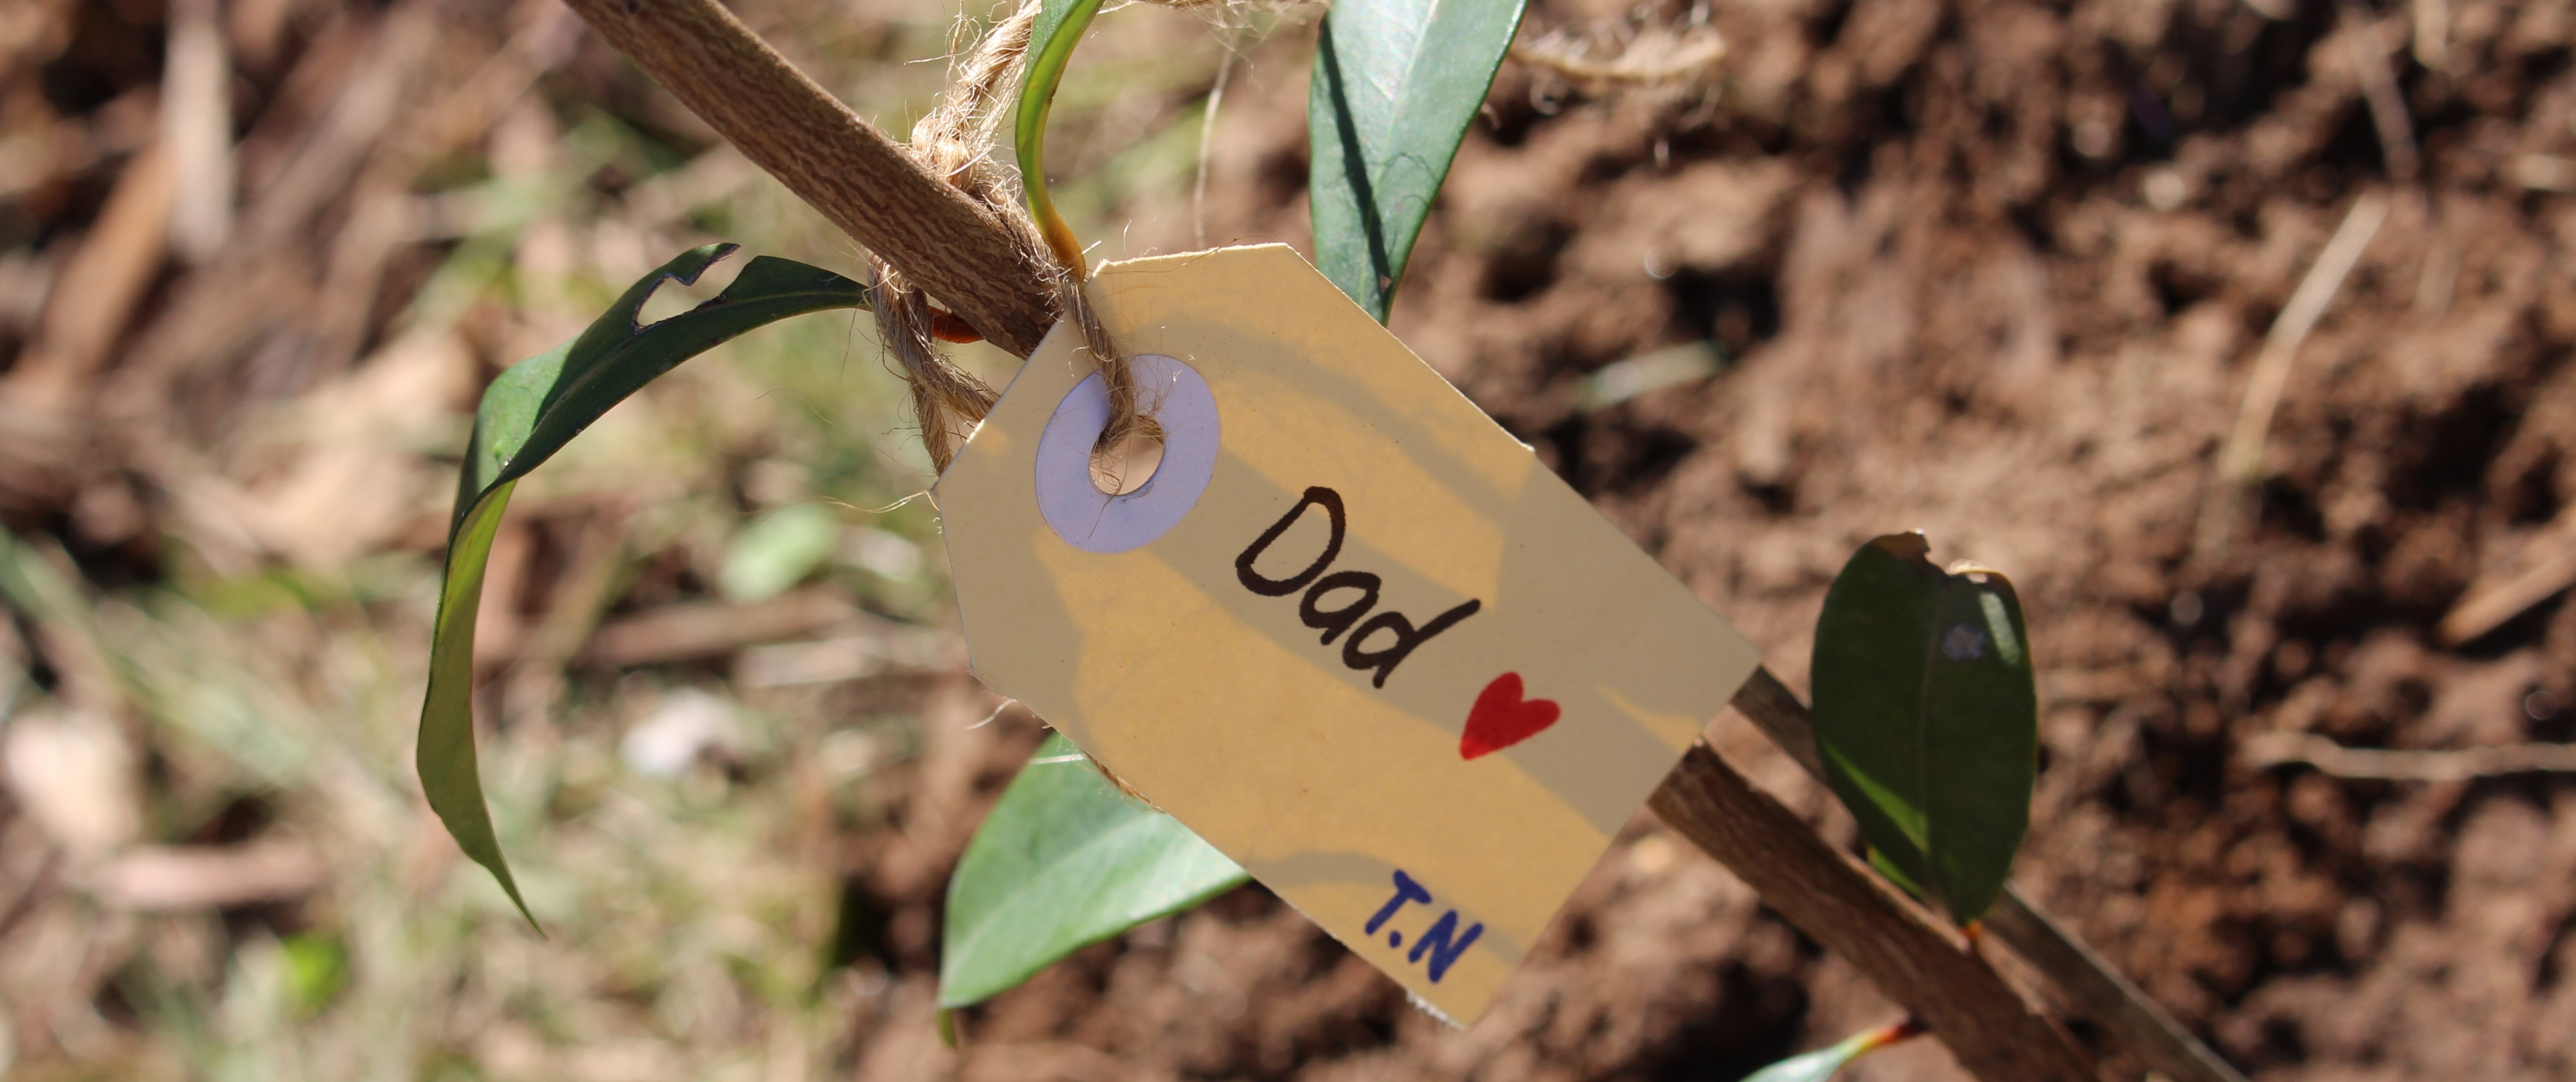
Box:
1309, 0, 1530, 321
940, 734, 1247, 1008
419, 243, 869, 924
1809, 532, 2037, 926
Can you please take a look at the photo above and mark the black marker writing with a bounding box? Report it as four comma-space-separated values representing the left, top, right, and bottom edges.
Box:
1235, 487, 1343, 596
1236, 486, 1481, 688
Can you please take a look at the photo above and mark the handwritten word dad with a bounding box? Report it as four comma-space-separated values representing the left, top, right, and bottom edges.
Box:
1234, 486, 1483, 688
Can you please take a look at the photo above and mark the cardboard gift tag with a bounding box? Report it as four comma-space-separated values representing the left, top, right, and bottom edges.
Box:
936, 244, 1761, 1022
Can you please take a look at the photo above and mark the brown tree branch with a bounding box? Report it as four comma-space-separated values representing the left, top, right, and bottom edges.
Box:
1652, 741, 2099, 1082
557, 0, 1057, 356
1723, 667, 2249, 1082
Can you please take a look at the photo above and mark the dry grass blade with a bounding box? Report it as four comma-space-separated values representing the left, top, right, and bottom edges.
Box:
163, 0, 235, 262
2214, 191, 2390, 486
577, 587, 861, 669
2439, 511, 2576, 644
3, 141, 173, 410
85, 842, 326, 912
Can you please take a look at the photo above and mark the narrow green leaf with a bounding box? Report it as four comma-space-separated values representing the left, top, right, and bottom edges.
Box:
1742, 1019, 1924, 1082
1309, 0, 1530, 321
1016, 0, 1110, 273
419, 244, 869, 925
1810, 533, 2037, 926
939, 734, 1247, 1008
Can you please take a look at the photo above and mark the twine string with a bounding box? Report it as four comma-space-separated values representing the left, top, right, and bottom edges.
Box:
871, 0, 1159, 476
874, 2, 1160, 805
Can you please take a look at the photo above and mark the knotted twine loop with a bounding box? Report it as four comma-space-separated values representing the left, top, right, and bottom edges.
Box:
872, 263, 995, 474
875, 0, 1160, 805
871, 0, 1160, 477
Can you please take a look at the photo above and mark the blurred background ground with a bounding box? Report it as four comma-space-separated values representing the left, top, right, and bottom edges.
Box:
3, 0, 2574, 1078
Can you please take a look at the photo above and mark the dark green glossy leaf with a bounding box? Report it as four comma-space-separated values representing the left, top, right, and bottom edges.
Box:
1810, 533, 2037, 926
419, 244, 869, 924
1309, 0, 1529, 321
939, 734, 1247, 1008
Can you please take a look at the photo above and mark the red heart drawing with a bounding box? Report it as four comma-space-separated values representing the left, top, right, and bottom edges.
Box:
1460, 672, 1560, 760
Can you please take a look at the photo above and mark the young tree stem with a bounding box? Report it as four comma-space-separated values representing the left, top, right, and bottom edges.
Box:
1650, 741, 2098, 1082
557, 0, 1057, 355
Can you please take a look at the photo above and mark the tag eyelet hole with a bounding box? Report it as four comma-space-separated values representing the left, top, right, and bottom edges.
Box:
1089, 428, 1166, 496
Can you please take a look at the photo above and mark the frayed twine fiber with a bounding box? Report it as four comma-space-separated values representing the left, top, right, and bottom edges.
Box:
872, 0, 1159, 475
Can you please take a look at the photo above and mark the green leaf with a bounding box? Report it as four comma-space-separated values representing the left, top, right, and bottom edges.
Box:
1741, 1042, 1863, 1082
939, 734, 1247, 1008
1742, 1019, 1924, 1082
1810, 533, 2037, 926
1017, 0, 1111, 272
419, 243, 869, 925
721, 503, 843, 603
1308, 0, 1530, 321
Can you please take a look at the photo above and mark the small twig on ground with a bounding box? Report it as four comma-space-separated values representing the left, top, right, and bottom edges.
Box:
2413, 0, 2451, 71
2216, 192, 2389, 487
559, 0, 1055, 355
1508, 25, 1725, 90
2338, 0, 2419, 185
2242, 731, 2576, 781
575, 587, 860, 669
2439, 513, 2576, 644
163, 0, 234, 263
0, 140, 172, 411
2197, 191, 2389, 560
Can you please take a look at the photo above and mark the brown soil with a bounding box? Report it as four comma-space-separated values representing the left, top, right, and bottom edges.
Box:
7, 0, 2573, 1078
860, 2, 2576, 1079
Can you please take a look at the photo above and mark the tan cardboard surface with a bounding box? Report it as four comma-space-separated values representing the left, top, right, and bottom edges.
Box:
936, 244, 1761, 1022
